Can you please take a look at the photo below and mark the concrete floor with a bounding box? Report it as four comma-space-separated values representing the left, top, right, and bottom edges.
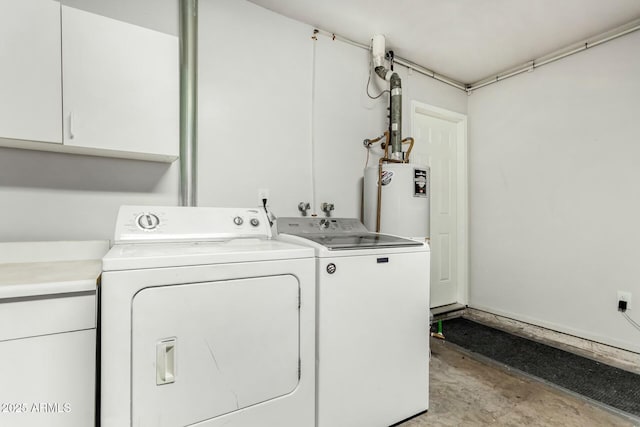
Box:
399, 338, 636, 427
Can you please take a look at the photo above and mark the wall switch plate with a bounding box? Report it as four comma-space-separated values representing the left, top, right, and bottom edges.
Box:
617, 291, 632, 311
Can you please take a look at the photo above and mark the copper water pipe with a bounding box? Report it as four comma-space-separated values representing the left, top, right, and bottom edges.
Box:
366, 133, 416, 232
366, 132, 388, 146
376, 156, 403, 232
402, 137, 415, 160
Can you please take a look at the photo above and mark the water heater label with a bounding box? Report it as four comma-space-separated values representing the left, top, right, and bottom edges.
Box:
414, 168, 428, 197
380, 170, 394, 186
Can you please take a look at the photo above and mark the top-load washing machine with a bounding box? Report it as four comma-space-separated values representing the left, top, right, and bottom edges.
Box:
277, 217, 430, 427
100, 206, 316, 427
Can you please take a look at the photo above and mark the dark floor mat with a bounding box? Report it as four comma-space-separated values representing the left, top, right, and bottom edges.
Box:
442, 318, 640, 417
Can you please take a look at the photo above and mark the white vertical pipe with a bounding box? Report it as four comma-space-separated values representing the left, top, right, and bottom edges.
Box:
179, 0, 198, 206
310, 35, 318, 215
371, 34, 386, 68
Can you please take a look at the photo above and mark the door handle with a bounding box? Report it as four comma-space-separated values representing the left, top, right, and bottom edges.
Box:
156, 338, 176, 385
69, 111, 75, 140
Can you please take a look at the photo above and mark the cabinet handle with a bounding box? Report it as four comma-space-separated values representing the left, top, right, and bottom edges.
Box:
156, 338, 176, 385
69, 111, 75, 140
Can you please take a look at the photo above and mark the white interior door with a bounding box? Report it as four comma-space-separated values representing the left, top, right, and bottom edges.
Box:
411, 104, 467, 308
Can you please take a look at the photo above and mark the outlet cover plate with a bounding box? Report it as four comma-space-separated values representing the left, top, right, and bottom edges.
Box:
258, 188, 270, 203
617, 291, 632, 311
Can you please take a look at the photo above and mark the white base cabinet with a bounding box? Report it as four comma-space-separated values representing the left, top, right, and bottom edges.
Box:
0, 330, 96, 427
0, 243, 104, 427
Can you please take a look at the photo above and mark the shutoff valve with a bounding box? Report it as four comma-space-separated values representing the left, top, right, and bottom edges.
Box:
321, 203, 335, 217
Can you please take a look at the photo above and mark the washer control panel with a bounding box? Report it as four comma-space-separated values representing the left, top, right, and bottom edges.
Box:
114, 206, 271, 243
277, 217, 368, 235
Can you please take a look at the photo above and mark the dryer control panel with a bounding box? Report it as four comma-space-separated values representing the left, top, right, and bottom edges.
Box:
114, 206, 271, 244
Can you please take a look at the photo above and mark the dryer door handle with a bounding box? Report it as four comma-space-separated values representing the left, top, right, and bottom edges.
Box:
156, 338, 176, 385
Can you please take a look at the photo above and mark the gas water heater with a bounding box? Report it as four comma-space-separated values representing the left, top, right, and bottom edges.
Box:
363, 163, 430, 239
362, 34, 430, 239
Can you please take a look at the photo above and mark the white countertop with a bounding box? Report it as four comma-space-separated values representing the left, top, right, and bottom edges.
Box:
0, 260, 102, 299
0, 240, 109, 263
0, 241, 108, 299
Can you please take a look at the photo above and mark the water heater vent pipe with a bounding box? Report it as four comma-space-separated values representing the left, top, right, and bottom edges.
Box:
372, 34, 386, 68
372, 35, 403, 160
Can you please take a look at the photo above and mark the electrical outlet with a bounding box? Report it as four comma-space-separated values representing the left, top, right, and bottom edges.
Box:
617, 291, 632, 311
258, 188, 270, 203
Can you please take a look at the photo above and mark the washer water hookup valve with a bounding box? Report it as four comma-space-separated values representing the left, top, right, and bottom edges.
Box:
321, 203, 335, 217
298, 202, 311, 216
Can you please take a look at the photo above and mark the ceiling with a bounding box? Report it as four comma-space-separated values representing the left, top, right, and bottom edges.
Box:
247, 0, 640, 84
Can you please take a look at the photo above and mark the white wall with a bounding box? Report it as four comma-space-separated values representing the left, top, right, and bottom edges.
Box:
2, 0, 467, 242
311, 36, 387, 218
197, 0, 314, 217
0, 148, 178, 241
198, 0, 468, 219
468, 30, 640, 353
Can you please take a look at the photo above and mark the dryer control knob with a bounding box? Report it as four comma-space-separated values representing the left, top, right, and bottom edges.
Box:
136, 213, 160, 230
233, 216, 244, 226
250, 218, 260, 227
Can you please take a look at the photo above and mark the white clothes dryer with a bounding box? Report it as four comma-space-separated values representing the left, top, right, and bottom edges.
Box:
277, 217, 430, 427
100, 206, 316, 427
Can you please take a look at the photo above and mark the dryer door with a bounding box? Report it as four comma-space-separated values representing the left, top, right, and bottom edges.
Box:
130, 275, 300, 426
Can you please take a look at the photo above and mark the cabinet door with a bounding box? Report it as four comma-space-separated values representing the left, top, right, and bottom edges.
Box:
61, 6, 178, 158
0, 0, 62, 143
0, 330, 95, 427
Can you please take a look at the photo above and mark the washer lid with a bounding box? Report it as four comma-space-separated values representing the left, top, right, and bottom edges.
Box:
300, 233, 423, 250
276, 217, 422, 250
102, 239, 313, 271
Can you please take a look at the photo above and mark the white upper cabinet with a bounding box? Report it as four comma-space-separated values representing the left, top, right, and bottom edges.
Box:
61, 6, 179, 161
0, 2, 178, 162
0, 0, 62, 144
